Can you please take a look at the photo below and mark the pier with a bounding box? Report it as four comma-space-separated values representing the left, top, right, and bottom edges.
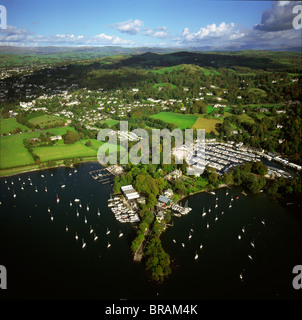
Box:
89, 165, 124, 183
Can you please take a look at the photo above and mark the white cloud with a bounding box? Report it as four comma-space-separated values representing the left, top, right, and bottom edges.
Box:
0, 25, 134, 47
144, 26, 169, 38
254, 1, 300, 31
180, 22, 240, 43
112, 19, 144, 35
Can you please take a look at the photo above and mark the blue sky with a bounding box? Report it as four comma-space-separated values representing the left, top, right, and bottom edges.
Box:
0, 0, 301, 49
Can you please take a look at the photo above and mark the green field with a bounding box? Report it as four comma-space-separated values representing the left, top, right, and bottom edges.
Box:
41, 126, 76, 135
150, 112, 198, 129
102, 119, 120, 127
34, 139, 125, 162
28, 115, 65, 128
0, 131, 40, 168
0, 118, 30, 135
1, 127, 82, 169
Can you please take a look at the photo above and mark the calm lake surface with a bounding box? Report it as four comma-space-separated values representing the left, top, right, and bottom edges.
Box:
0, 162, 301, 299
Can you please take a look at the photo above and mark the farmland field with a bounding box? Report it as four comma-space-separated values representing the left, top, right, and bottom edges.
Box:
33, 141, 98, 162
0, 132, 40, 168
34, 139, 125, 162
28, 115, 65, 128
41, 126, 76, 135
0, 118, 30, 135
191, 117, 222, 134
150, 112, 198, 129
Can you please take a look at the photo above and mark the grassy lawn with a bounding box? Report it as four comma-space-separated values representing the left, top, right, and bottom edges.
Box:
33, 141, 97, 162
102, 119, 120, 127
0, 132, 40, 169
0, 118, 30, 135
41, 126, 76, 135
192, 117, 222, 134
33, 139, 125, 162
28, 115, 65, 128
150, 112, 198, 129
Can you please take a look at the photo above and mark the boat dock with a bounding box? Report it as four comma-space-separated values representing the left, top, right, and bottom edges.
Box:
171, 203, 192, 215
89, 165, 124, 184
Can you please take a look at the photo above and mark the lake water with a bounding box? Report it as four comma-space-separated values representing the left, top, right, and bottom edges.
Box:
0, 162, 301, 299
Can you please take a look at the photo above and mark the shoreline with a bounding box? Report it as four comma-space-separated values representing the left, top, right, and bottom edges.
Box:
0, 157, 100, 178
175, 183, 229, 204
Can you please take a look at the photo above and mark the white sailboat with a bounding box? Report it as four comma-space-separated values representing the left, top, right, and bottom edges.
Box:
84, 216, 87, 224
215, 215, 218, 222
181, 243, 185, 247
94, 233, 98, 241
172, 239, 176, 243
82, 239, 86, 249
194, 251, 198, 260
238, 234, 241, 240
87, 204, 89, 211
239, 273, 243, 281
119, 230, 124, 238
107, 241, 111, 248
202, 207, 206, 217
51, 214, 54, 222
48, 207, 51, 213
250, 239, 255, 248
242, 227, 245, 233
45, 186, 47, 192
56, 194, 60, 203
207, 222, 209, 229
13, 190, 16, 198
248, 254, 253, 261
208, 206, 211, 213
65, 225, 69, 232
106, 228, 110, 235
89, 226, 94, 234
97, 208, 100, 217
69, 201, 72, 207
76, 209, 79, 217
200, 243, 203, 249
75, 232, 78, 240
261, 219, 265, 226
229, 202, 232, 208
35, 186, 38, 193
61, 184, 66, 188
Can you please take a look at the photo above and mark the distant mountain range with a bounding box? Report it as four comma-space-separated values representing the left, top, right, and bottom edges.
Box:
0, 46, 300, 56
